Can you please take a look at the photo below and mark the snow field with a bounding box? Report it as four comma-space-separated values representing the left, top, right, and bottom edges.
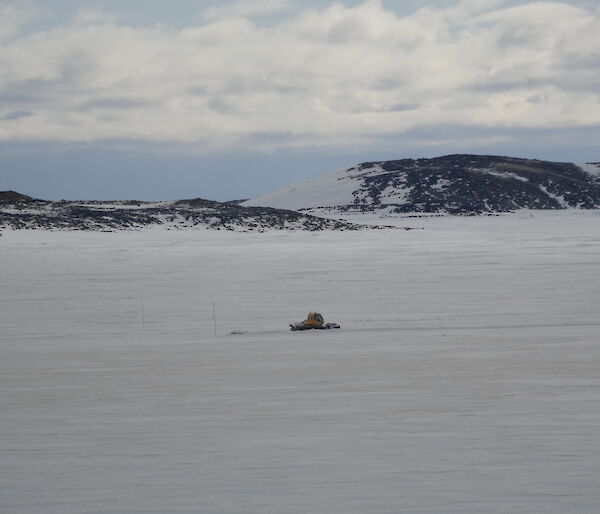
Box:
1, 211, 600, 513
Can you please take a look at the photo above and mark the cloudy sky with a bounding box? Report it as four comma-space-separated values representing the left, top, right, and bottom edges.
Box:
1, 0, 599, 200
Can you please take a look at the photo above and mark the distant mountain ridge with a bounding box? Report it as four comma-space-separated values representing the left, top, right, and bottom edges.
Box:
243, 155, 600, 215
0, 191, 37, 205
0, 194, 366, 232
4, 154, 599, 232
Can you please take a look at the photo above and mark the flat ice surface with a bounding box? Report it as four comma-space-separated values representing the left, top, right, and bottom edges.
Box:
2, 211, 600, 514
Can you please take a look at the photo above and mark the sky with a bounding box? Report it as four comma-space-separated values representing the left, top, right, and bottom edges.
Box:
1, 0, 599, 201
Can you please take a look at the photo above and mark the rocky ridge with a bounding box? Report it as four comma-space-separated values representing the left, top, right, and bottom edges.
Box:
0, 193, 369, 232
244, 155, 600, 215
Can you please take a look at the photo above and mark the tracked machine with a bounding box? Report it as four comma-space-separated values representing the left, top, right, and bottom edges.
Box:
290, 312, 341, 331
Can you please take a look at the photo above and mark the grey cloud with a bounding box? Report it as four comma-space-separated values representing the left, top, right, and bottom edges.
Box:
496, 26, 541, 49
208, 98, 237, 115
467, 79, 548, 93
3, 110, 34, 121
79, 98, 152, 111
346, 102, 420, 114
188, 86, 210, 97
373, 77, 409, 92
388, 103, 419, 112
246, 131, 297, 144
560, 53, 600, 73
0, 80, 55, 104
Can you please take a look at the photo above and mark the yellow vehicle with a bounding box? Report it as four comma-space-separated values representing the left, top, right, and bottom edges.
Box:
290, 312, 340, 331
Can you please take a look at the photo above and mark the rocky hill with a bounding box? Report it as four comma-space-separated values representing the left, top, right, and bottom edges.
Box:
243, 155, 600, 215
0, 191, 37, 205
0, 193, 366, 232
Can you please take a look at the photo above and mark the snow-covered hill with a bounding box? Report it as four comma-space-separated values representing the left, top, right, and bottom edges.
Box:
243, 155, 600, 214
0, 193, 365, 232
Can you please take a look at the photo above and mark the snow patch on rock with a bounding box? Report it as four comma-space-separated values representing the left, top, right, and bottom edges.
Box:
577, 162, 600, 178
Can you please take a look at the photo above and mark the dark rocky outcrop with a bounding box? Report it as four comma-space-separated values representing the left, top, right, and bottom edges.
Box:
0, 191, 37, 205
345, 155, 600, 214
0, 195, 368, 232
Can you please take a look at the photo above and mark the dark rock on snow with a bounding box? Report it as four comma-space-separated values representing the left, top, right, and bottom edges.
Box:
347, 155, 600, 214
0, 195, 365, 232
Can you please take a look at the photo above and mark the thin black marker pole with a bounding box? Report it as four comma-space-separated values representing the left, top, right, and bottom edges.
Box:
212, 300, 217, 336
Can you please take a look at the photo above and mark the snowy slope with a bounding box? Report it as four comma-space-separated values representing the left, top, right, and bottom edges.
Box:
242, 164, 379, 211
244, 155, 600, 214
